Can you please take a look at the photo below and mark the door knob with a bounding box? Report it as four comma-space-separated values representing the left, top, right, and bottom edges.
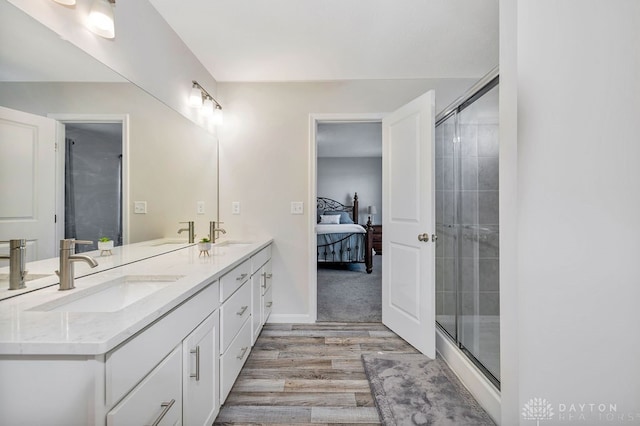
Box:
417, 233, 429, 242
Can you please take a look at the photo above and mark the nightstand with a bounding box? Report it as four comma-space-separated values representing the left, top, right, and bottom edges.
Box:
371, 225, 382, 254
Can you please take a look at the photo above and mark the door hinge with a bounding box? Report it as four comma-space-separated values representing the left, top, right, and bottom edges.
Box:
54, 142, 58, 152
54, 214, 57, 223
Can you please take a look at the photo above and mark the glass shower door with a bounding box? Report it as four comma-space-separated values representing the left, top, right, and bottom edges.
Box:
435, 79, 500, 386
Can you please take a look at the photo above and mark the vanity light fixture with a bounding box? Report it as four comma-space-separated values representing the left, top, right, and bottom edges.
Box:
52, 0, 77, 5
190, 80, 223, 125
88, 0, 116, 39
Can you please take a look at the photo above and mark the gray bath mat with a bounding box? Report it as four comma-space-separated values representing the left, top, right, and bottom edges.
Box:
362, 354, 495, 425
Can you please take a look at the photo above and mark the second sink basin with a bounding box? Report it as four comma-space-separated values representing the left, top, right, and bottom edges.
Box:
30, 275, 184, 313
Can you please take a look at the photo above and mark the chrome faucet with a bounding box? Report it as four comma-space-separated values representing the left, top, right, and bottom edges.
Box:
209, 221, 226, 243
0, 239, 27, 290
55, 239, 98, 291
178, 221, 195, 243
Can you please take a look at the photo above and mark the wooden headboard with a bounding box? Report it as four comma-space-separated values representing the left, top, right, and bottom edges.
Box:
316, 192, 359, 224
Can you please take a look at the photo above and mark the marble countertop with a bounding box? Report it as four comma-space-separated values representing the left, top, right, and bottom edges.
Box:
0, 237, 272, 356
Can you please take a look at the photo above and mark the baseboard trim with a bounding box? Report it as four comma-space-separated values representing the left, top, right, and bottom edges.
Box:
436, 328, 502, 425
267, 313, 313, 324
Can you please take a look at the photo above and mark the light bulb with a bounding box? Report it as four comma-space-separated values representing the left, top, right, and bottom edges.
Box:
189, 86, 202, 107
203, 97, 214, 116
212, 106, 224, 126
88, 0, 115, 39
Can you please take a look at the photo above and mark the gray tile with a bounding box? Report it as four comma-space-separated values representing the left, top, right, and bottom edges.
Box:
435, 157, 444, 190
478, 190, 499, 225
460, 291, 478, 316
461, 156, 478, 190
478, 157, 499, 190
443, 191, 455, 225
435, 124, 444, 158
460, 191, 478, 225
435, 257, 444, 292
443, 156, 455, 191
479, 259, 500, 291
461, 229, 477, 259
480, 292, 500, 316
442, 291, 456, 317
460, 257, 478, 292
477, 124, 499, 156
459, 124, 478, 157
442, 257, 456, 293
435, 190, 444, 226
478, 228, 499, 258
442, 122, 455, 156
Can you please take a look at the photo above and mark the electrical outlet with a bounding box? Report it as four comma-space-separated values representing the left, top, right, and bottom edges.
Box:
134, 201, 147, 214
232, 201, 241, 215
197, 201, 205, 215
291, 201, 304, 215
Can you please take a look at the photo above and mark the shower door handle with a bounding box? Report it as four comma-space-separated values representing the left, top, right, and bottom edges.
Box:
417, 233, 429, 242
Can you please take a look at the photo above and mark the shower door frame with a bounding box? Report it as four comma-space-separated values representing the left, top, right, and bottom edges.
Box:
435, 70, 501, 389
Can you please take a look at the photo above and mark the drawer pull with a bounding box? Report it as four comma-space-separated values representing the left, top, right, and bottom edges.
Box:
266, 301, 273, 307
236, 273, 248, 281
237, 346, 249, 360
190, 346, 200, 381
236, 305, 248, 316
150, 399, 175, 426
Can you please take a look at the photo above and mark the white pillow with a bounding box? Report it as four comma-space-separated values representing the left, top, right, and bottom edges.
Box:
320, 214, 340, 224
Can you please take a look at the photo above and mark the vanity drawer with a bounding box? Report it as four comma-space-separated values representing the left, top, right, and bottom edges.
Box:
220, 280, 251, 352
106, 280, 219, 407
251, 245, 271, 273
220, 318, 252, 403
220, 259, 251, 302
107, 345, 182, 426
263, 285, 273, 324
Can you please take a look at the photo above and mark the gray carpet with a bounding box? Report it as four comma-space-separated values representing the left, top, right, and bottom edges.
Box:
362, 354, 495, 426
317, 255, 381, 322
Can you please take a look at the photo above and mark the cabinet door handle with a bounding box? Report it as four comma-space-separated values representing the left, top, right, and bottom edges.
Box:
236, 273, 248, 281
236, 305, 248, 316
237, 346, 249, 360
261, 272, 266, 288
190, 346, 200, 381
150, 399, 175, 426
266, 301, 273, 307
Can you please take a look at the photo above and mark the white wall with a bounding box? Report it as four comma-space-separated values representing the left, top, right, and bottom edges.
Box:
317, 157, 382, 225
8, 0, 217, 129
501, 0, 640, 423
218, 78, 476, 321
0, 82, 217, 243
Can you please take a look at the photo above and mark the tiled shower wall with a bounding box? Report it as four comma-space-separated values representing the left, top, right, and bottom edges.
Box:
435, 119, 500, 321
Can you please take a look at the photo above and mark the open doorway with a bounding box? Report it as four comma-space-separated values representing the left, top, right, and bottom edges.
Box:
51, 114, 129, 253
313, 119, 383, 322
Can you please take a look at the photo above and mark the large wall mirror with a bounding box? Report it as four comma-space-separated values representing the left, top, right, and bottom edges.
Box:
0, 0, 218, 263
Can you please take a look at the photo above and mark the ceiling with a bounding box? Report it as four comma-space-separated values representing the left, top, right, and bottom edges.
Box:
148, 0, 499, 82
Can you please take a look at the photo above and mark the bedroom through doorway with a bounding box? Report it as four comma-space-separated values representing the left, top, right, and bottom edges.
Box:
314, 120, 383, 322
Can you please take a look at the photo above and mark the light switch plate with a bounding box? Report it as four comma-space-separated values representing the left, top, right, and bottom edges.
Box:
134, 201, 147, 214
197, 201, 205, 215
232, 201, 241, 215
291, 201, 304, 215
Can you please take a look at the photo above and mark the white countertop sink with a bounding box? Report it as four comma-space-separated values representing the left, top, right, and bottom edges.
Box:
29, 275, 184, 313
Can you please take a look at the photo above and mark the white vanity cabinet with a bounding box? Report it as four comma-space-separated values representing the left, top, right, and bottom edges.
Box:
182, 312, 220, 426
251, 246, 273, 345
219, 257, 253, 403
0, 239, 274, 425
107, 345, 182, 426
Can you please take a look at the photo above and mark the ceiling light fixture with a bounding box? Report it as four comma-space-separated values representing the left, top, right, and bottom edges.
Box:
190, 81, 223, 125
88, 0, 116, 39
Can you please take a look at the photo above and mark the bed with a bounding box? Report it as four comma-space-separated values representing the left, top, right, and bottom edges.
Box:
316, 193, 374, 273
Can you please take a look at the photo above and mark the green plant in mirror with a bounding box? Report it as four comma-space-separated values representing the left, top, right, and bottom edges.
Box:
99, 237, 112, 242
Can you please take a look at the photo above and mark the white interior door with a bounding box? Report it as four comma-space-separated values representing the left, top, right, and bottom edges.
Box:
382, 91, 436, 358
0, 106, 56, 261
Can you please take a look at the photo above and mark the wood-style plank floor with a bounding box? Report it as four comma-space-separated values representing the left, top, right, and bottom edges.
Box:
214, 322, 419, 425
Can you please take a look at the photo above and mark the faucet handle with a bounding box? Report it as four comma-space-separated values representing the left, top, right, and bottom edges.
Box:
59, 239, 93, 249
